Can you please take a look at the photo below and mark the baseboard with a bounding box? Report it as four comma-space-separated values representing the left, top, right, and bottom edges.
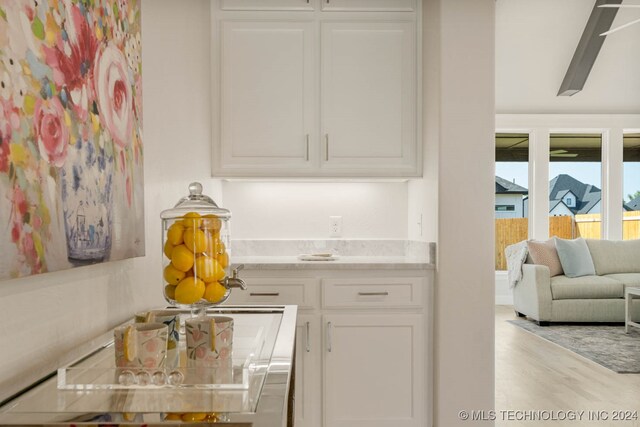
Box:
495, 271, 513, 305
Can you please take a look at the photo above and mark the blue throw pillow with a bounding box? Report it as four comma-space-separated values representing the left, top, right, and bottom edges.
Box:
554, 237, 596, 278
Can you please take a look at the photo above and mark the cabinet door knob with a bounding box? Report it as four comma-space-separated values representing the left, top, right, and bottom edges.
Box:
327, 321, 332, 352
306, 321, 311, 352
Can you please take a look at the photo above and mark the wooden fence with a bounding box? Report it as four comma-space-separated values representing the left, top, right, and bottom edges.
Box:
495, 211, 640, 270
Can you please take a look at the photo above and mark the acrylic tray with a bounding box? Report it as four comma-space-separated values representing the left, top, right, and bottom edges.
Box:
57, 312, 271, 391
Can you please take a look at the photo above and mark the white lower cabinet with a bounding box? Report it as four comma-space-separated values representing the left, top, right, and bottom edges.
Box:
237, 270, 430, 427
295, 314, 322, 427
322, 314, 423, 427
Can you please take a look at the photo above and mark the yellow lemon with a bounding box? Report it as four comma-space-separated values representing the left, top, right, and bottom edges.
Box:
167, 222, 185, 245
171, 245, 194, 272
217, 252, 229, 269
217, 241, 226, 256
204, 281, 227, 303
183, 227, 207, 253
174, 276, 205, 304
164, 413, 183, 421
164, 284, 176, 300
201, 214, 221, 232
163, 264, 186, 285
163, 241, 174, 259
194, 255, 220, 282
123, 325, 137, 362
181, 212, 202, 228
181, 413, 207, 422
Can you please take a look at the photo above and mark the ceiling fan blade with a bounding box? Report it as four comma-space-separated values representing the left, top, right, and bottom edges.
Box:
598, 4, 640, 8
551, 153, 579, 158
600, 17, 640, 36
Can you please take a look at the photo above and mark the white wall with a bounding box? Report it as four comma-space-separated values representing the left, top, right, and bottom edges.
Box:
434, 0, 496, 426
496, 0, 640, 114
0, 0, 219, 400
223, 181, 408, 239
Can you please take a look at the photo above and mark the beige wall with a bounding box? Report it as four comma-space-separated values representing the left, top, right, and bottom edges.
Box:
434, 0, 496, 425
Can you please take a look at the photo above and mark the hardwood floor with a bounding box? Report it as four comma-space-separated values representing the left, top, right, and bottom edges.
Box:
496, 305, 640, 427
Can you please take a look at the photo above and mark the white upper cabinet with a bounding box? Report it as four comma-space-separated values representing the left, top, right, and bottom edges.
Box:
321, 22, 416, 174
321, 0, 415, 12
221, 0, 315, 11
212, 2, 420, 177
217, 21, 316, 174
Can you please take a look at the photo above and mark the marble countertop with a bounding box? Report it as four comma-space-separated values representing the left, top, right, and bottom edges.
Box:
232, 256, 434, 270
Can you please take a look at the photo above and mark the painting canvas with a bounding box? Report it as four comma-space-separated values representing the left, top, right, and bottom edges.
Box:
0, 0, 144, 280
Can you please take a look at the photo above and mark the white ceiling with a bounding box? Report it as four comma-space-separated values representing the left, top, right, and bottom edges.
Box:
496, 0, 640, 114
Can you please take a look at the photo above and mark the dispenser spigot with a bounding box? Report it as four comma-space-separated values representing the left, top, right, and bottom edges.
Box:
225, 264, 247, 290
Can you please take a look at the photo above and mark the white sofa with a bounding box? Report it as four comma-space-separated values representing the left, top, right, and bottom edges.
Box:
513, 239, 640, 325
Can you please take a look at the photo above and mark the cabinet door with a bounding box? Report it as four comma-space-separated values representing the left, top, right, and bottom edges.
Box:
323, 314, 423, 427
321, 22, 417, 175
320, 0, 414, 12
218, 21, 316, 175
295, 314, 322, 427
222, 0, 315, 11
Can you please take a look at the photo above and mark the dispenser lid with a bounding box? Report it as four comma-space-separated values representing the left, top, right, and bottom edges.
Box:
160, 182, 230, 219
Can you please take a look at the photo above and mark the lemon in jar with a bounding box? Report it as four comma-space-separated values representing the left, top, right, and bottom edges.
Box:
217, 252, 229, 269
163, 264, 186, 285
183, 227, 207, 253
174, 276, 205, 304
171, 245, 194, 272
181, 212, 202, 228
163, 241, 174, 259
204, 281, 227, 303
167, 222, 185, 245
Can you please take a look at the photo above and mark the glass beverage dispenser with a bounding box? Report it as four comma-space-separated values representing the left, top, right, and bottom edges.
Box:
160, 182, 245, 311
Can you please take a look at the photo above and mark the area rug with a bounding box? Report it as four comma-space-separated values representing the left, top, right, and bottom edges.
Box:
508, 319, 640, 373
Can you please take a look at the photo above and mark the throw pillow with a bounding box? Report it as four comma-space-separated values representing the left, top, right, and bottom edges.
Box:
527, 239, 564, 277
554, 237, 596, 278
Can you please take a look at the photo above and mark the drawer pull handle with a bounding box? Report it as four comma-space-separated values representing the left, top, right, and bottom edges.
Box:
306, 321, 310, 353
327, 321, 332, 353
249, 292, 280, 297
358, 291, 389, 296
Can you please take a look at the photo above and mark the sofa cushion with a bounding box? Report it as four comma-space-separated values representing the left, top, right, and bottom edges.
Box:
550, 275, 624, 300
603, 273, 640, 288
586, 239, 640, 275
527, 239, 563, 277
554, 237, 596, 278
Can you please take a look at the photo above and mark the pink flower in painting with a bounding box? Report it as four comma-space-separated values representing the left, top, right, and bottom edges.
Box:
34, 97, 69, 167
43, 4, 99, 121
13, 187, 28, 216
0, 98, 19, 173
94, 43, 133, 148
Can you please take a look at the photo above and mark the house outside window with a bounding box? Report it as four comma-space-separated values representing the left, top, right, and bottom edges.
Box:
496, 205, 515, 212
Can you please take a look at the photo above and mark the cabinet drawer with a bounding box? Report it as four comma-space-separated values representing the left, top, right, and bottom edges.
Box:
322, 277, 423, 308
226, 278, 318, 309
321, 0, 415, 12
221, 0, 315, 11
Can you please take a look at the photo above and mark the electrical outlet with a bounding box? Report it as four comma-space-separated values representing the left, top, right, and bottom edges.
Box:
329, 216, 342, 237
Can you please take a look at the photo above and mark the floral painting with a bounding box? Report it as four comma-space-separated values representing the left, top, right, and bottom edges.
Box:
0, 0, 144, 280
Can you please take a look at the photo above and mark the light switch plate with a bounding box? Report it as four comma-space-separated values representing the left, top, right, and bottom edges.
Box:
329, 216, 342, 237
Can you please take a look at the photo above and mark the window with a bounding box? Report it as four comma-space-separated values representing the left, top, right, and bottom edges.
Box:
623, 133, 640, 240
495, 133, 529, 270
549, 133, 602, 240
496, 205, 515, 211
